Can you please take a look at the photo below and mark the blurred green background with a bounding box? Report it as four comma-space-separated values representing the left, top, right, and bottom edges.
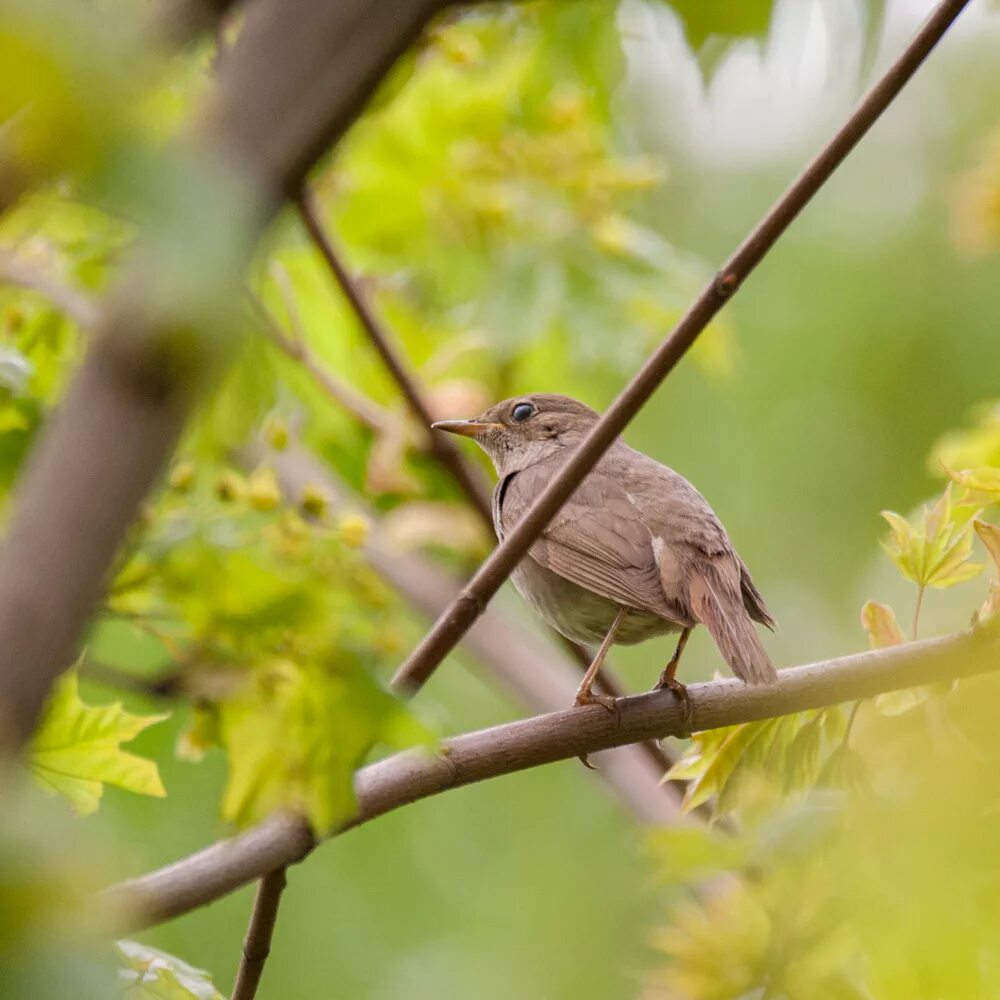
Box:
4, 0, 1000, 996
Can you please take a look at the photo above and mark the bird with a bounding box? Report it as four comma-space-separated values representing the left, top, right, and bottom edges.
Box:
432, 393, 777, 716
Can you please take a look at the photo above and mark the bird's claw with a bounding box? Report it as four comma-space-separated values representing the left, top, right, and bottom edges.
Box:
574, 689, 621, 725
573, 690, 620, 770
654, 675, 694, 731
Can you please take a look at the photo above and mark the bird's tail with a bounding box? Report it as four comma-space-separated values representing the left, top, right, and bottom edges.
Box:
689, 560, 777, 685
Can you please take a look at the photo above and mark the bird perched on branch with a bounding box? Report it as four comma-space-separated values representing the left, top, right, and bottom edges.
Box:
432, 393, 777, 715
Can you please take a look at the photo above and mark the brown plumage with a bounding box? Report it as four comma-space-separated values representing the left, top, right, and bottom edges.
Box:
433, 393, 776, 710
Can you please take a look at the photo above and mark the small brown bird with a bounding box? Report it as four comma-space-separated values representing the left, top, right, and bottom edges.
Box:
433, 393, 777, 712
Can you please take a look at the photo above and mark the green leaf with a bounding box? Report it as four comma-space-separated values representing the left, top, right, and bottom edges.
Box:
880, 486, 983, 589
27, 672, 167, 815
783, 714, 825, 794
646, 826, 748, 885
668, 0, 775, 49
116, 940, 223, 999
219, 659, 434, 836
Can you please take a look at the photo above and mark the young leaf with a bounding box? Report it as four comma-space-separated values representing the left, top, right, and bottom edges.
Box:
860, 601, 905, 649
974, 520, 1000, 630
860, 600, 933, 716
946, 466, 1000, 506
974, 519, 1000, 572
28, 673, 167, 815
116, 940, 224, 1000
880, 486, 983, 589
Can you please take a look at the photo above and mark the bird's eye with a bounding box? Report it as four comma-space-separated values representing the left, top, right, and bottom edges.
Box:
511, 402, 534, 423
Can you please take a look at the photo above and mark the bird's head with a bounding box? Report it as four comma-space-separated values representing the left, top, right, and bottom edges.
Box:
432, 393, 599, 476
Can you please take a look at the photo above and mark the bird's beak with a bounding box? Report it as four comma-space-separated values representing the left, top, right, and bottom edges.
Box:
431, 419, 498, 438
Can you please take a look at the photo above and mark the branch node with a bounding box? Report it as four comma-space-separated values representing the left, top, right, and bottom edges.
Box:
713, 270, 739, 298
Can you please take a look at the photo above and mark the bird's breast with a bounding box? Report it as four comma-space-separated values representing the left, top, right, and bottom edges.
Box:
510, 557, 678, 646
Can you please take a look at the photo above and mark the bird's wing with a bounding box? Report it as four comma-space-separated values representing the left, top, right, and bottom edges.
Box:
498, 457, 671, 617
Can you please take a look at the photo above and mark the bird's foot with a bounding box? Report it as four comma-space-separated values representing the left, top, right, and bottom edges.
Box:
574, 688, 618, 712
653, 674, 694, 731
573, 690, 620, 770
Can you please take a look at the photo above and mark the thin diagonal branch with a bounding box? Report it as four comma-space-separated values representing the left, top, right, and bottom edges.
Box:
293, 190, 494, 526
249, 295, 396, 435
103, 626, 1000, 932
230, 867, 287, 1000
290, 193, 664, 769
391, 0, 974, 694
0, 249, 99, 329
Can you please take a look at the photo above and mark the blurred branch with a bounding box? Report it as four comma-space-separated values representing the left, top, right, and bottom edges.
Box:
103, 626, 1000, 931
266, 444, 683, 823
293, 191, 494, 526
230, 867, 287, 1000
0, 0, 450, 749
0, 248, 99, 329
249, 294, 396, 435
391, 0, 975, 695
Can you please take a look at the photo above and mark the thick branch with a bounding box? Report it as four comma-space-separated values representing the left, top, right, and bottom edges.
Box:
293, 191, 494, 525
230, 867, 287, 1000
391, 0, 973, 694
0, 0, 450, 748
103, 627, 999, 932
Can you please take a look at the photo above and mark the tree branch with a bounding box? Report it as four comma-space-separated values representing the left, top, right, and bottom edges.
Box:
0, 0, 452, 748
103, 626, 999, 932
0, 249, 99, 329
250, 295, 397, 435
289, 194, 660, 767
390, 0, 974, 694
229, 867, 287, 1000
293, 190, 494, 526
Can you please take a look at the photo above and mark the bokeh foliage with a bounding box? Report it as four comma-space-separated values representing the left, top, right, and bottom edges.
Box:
2, 0, 1000, 997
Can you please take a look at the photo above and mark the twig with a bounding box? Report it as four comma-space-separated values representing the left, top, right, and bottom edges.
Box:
913, 584, 926, 640
230, 867, 287, 1000
293, 190, 494, 526
249, 294, 396, 435
0, 249, 99, 329
103, 626, 999, 932
391, 0, 974, 695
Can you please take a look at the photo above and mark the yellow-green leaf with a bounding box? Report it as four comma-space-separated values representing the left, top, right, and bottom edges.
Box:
975, 519, 1000, 573
946, 465, 1000, 505
28, 673, 167, 815
219, 659, 434, 836
880, 486, 983, 589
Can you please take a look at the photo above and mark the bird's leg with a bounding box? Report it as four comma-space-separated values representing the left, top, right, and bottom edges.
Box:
574, 607, 627, 770
654, 627, 693, 726
574, 606, 627, 714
